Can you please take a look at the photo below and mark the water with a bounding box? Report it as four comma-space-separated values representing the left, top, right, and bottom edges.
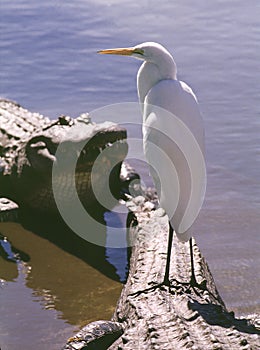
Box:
1, 1, 260, 349
0, 220, 124, 350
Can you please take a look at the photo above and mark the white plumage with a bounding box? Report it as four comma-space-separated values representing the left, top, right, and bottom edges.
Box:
99, 42, 206, 285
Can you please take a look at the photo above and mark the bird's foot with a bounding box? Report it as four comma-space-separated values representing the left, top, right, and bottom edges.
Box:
128, 277, 208, 298
189, 276, 222, 302
128, 282, 166, 297
128, 278, 189, 297
185, 275, 207, 296
190, 275, 207, 290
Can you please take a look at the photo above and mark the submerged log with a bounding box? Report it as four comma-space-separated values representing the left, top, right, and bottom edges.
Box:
64, 196, 260, 350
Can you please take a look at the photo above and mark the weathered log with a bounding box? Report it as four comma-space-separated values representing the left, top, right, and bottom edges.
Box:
64, 196, 260, 349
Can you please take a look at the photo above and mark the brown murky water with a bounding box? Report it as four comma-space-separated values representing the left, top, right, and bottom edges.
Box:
0, 221, 123, 350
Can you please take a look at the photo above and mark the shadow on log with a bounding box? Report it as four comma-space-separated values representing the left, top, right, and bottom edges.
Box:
64, 196, 260, 350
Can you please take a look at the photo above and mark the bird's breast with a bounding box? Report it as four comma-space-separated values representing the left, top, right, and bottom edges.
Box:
143, 79, 204, 152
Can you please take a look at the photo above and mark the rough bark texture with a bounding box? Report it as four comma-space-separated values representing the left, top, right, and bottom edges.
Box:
65, 196, 260, 350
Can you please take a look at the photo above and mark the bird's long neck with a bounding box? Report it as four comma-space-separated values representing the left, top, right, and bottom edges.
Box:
137, 56, 177, 106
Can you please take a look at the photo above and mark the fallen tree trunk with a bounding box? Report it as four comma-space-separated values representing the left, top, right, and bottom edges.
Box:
64, 196, 260, 350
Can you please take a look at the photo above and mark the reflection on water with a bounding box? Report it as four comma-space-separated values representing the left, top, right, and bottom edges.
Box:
0, 216, 124, 350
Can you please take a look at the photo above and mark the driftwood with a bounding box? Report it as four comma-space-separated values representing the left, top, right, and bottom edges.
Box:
65, 196, 260, 350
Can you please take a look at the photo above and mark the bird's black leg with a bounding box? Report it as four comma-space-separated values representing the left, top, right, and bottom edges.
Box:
163, 223, 174, 286
189, 237, 197, 286
129, 227, 207, 297
189, 237, 207, 290
129, 223, 174, 296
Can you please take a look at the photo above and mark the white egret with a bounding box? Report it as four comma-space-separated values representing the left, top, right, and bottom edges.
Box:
98, 42, 206, 288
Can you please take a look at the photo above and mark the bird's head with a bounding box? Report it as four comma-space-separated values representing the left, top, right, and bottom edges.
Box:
98, 42, 173, 63
98, 41, 177, 100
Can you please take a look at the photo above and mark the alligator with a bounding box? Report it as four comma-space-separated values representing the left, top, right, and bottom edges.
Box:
64, 196, 260, 350
0, 99, 139, 215
1, 100, 259, 349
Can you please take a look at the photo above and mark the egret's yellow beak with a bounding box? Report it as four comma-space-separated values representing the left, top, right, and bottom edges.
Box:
97, 47, 135, 56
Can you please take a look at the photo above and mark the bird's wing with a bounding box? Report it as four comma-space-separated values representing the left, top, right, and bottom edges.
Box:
144, 79, 204, 149
142, 79, 206, 241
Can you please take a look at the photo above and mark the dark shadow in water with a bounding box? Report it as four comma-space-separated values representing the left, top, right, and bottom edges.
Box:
188, 300, 260, 335
0, 218, 126, 326
18, 205, 125, 283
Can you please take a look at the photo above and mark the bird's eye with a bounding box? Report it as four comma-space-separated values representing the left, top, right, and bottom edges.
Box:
133, 48, 144, 56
